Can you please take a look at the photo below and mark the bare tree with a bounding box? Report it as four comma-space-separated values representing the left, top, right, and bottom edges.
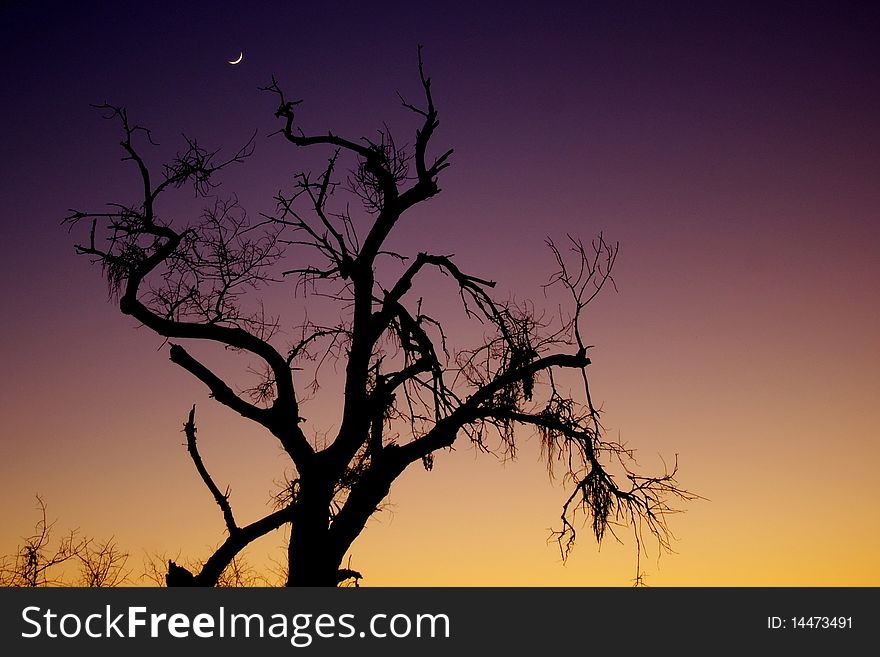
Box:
78, 537, 131, 587
0, 496, 82, 587
0, 496, 130, 587
141, 552, 177, 587
66, 49, 696, 586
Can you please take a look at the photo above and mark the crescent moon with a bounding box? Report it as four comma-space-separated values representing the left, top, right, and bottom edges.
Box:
228, 52, 243, 65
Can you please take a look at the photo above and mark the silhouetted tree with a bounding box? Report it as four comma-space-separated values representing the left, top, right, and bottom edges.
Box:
0, 496, 130, 587
77, 536, 131, 587
66, 50, 695, 586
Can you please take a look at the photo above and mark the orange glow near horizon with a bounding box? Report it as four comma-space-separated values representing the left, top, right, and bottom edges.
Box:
1, 2, 879, 587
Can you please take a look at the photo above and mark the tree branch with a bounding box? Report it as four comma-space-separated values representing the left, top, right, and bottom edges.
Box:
169, 504, 296, 586
183, 406, 238, 534
170, 346, 269, 425
392, 350, 590, 466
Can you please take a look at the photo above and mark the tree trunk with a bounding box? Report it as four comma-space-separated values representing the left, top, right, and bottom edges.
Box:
285, 484, 340, 586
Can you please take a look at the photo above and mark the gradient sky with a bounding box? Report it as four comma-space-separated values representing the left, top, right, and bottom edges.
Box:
1, 0, 878, 586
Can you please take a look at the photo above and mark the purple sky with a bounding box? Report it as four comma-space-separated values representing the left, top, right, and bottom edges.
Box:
1, 1, 878, 584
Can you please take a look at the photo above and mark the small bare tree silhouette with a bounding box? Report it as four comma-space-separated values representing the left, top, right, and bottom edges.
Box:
0, 496, 130, 587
